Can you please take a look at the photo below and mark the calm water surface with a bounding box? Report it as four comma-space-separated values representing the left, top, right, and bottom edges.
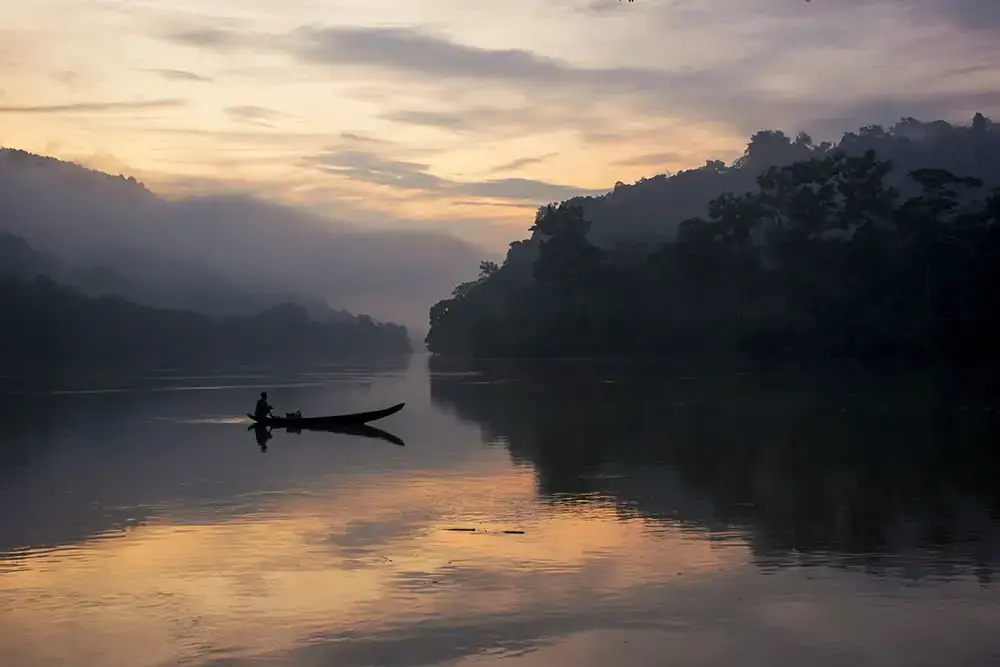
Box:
2, 356, 999, 667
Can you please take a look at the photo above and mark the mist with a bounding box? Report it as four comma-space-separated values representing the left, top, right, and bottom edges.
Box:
0, 150, 496, 333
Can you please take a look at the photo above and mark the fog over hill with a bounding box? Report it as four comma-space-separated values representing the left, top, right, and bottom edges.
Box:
0, 148, 492, 332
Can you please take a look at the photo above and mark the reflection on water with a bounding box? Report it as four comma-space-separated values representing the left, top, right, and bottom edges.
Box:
430, 358, 1000, 581
1, 356, 999, 667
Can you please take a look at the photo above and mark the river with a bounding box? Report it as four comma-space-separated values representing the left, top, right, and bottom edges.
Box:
2, 355, 999, 667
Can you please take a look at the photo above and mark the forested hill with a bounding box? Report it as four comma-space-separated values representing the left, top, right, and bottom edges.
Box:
0, 234, 412, 370
0, 231, 49, 279
569, 114, 1000, 246
0, 147, 486, 330
0, 148, 155, 202
0, 149, 344, 318
427, 114, 1000, 362
0, 230, 363, 324
0, 275, 412, 372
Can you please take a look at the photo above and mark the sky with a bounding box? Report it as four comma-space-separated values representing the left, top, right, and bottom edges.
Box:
2, 0, 1000, 250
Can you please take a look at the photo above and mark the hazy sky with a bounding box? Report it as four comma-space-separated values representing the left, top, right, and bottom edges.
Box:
2, 0, 999, 249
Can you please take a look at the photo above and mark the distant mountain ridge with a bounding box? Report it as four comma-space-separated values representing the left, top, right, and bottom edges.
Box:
0, 148, 155, 200
0, 146, 486, 329
0, 229, 357, 323
0, 148, 356, 319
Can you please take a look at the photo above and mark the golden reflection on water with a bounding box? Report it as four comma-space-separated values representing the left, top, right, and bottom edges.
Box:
0, 461, 745, 667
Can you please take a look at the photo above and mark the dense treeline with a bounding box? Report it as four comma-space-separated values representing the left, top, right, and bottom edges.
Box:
0, 274, 411, 371
427, 116, 1000, 361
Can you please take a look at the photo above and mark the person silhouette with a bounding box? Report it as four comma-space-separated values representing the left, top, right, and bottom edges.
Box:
254, 391, 273, 421
253, 424, 272, 453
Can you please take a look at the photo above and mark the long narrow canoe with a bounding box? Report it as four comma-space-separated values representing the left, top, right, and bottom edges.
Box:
247, 402, 405, 427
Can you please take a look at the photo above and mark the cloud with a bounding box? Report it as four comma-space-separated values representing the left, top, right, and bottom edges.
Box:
154, 11, 999, 140
225, 105, 285, 127
114, 126, 333, 145
486, 154, 557, 174
383, 105, 611, 143
149, 69, 213, 83
338, 131, 395, 146
162, 26, 241, 50
266, 25, 766, 137
454, 177, 600, 202
310, 150, 448, 191
577, 0, 633, 16
282, 24, 718, 104
52, 70, 83, 89
615, 152, 687, 168
380, 97, 642, 142
382, 109, 494, 134
920, 0, 1000, 31
0, 99, 186, 114
287, 25, 582, 83
450, 200, 538, 210
32, 2, 996, 256
307, 149, 604, 202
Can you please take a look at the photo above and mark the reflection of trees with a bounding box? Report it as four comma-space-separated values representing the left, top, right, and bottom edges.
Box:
430, 357, 1000, 579
0, 360, 410, 555
0, 392, 160, 555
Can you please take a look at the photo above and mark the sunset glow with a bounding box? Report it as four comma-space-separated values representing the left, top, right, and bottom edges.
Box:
3, 0, 998, 248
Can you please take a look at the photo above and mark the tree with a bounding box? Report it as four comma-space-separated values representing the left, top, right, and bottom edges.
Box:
426, 114, 1000, 362
478, 261, 499, 279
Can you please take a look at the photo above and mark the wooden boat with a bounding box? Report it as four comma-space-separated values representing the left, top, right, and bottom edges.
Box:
247, 402, 405, 427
